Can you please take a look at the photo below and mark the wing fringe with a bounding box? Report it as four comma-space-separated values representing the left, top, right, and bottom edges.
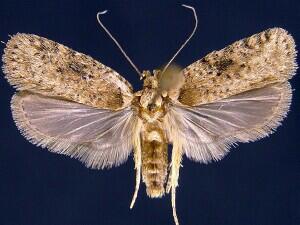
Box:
11, 92, 133, 169
171, 82, 292, 163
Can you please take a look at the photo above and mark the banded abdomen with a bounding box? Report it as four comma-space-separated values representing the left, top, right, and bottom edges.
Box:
141, 121, 168, 198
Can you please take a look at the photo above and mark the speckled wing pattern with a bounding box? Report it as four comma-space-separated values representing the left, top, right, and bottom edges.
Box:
171, 28, 297, 162
179, 28, 296, 106
3, 33, 133, 110
2, 34, 135, 168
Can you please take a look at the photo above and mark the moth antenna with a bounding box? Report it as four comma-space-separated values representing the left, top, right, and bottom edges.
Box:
162, 4, 198, 74
1, 41, 6, 45
96, 10, 142, 77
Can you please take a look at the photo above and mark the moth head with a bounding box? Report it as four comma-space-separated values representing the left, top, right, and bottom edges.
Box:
142, 70, 159, 89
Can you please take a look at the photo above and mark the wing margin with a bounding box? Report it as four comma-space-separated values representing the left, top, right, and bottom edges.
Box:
11, 92, 136, 169
166, 82, 292, 163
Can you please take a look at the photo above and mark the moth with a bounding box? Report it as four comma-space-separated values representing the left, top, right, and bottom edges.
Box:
1, 5, 297, 225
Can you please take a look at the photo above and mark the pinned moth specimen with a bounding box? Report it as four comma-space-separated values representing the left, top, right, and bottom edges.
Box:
1, 5, 297, 225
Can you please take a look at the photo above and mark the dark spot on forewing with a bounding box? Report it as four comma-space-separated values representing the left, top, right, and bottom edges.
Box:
56, 67, 63, 73
215, 58, 233, 71
69, 62, 82, 73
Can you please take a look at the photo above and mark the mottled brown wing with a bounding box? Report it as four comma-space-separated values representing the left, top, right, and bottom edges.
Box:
2, 33, 133, 110
179, 28, 297, 106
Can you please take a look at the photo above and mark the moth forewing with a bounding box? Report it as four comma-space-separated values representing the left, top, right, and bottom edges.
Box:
179, 28, 297, 106
3, 33, 133, 110
1, 7, 297, 225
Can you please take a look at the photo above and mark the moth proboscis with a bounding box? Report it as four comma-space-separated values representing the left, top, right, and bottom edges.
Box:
1, 4, 297, 225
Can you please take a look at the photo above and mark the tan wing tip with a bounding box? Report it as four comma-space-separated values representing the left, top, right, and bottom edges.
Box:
2, 33, 32, 89
267, 27, 298, 78
2, 33, 29, 62
246, 27, 298, 80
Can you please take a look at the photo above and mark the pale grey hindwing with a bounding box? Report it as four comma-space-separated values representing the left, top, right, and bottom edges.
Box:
167, 83, 292, 163
11, 92, 136, 169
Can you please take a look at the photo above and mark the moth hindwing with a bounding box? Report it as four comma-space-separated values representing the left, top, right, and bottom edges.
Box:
2, 7, 297, 225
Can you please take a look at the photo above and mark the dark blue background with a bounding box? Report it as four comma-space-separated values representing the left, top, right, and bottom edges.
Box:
0, 1, 299, 225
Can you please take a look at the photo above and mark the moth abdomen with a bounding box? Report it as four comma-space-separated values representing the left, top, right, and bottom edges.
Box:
141, 124, 168, 198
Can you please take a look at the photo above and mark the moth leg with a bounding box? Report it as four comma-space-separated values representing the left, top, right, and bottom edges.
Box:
167, 140, 183, 225
172, 186, 179, 225
166, 140, 182, 193
130, 148, 141, 209
130, 119, 143, 209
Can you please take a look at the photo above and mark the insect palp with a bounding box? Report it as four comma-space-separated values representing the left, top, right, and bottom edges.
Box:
96, 10, 142, 78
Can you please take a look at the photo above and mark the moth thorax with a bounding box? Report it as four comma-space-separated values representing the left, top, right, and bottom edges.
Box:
141, 123, 168, 198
